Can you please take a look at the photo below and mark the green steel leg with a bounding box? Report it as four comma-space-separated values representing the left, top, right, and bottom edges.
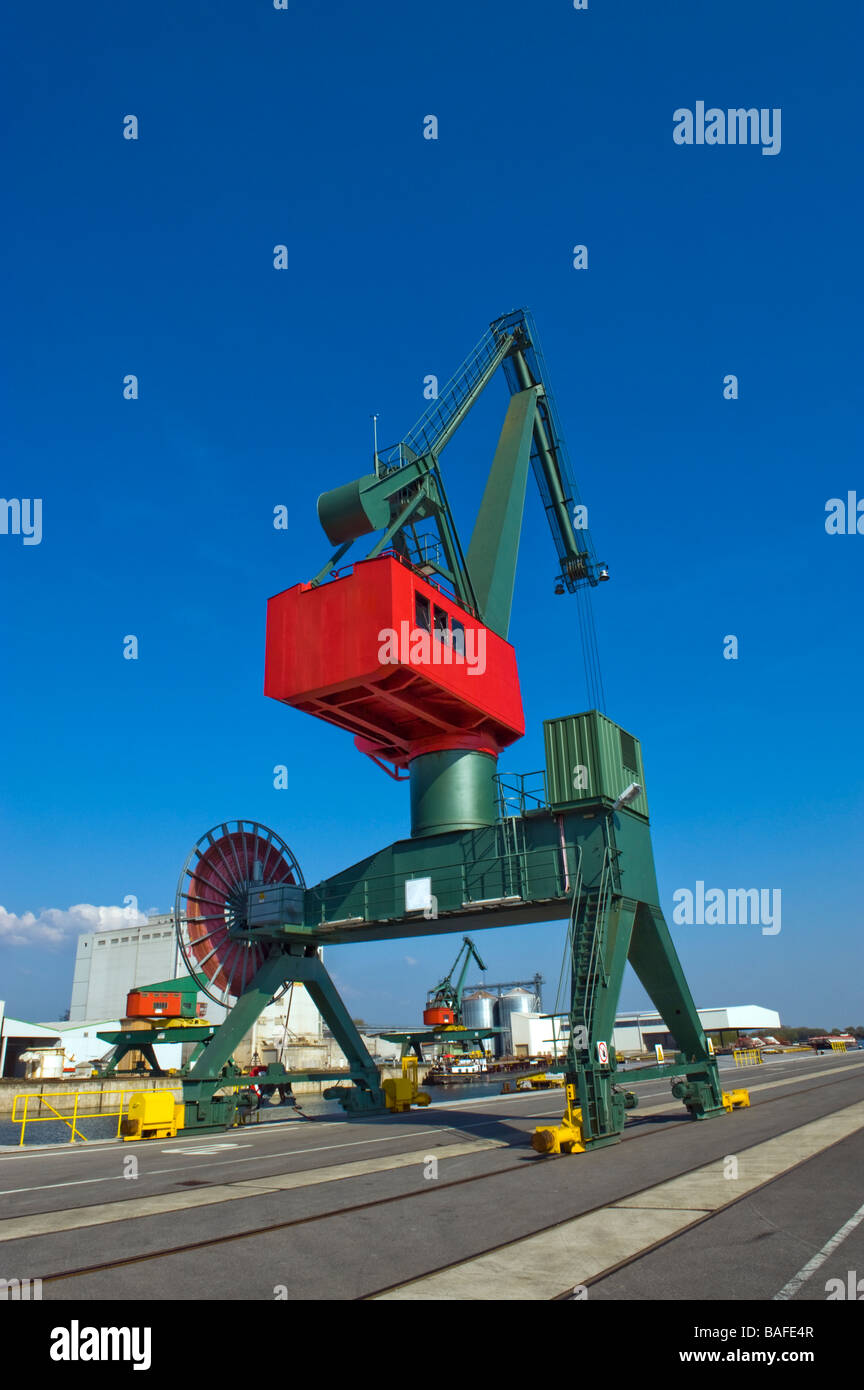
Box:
567, 896, 638, 1147
183, 946, 385, 1124
182, 1039, 209, 1073
627, 902, 725, 1117
187, 953, 289, 1079
296, 951, 385, 1112
564, 890, 726, 1144
102, 1041, 165, 1077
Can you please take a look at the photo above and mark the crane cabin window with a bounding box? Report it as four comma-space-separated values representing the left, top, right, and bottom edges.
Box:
415, 592, 431, 632
450, 618, 465, 658
433, 605, 449, 643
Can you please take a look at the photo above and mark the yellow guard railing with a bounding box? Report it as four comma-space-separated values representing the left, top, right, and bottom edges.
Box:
11, 1089, 137, 1145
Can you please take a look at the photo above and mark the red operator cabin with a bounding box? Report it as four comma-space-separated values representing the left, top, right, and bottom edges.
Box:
264, 554, 525, 772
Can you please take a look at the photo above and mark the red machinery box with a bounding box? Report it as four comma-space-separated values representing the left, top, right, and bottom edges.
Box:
126, 991, 183, 1019
264, 555, 524, 767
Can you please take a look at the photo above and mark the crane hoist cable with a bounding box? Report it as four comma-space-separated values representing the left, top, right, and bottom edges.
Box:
576, 585, 606, 713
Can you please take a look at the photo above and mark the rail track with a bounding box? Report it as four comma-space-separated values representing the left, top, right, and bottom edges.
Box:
26, 1061, 863, 1296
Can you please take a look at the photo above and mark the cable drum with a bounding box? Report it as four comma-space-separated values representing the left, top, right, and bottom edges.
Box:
175, 820, 304, 1009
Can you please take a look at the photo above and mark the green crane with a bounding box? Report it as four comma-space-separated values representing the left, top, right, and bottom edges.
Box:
173, 308, 741, 1148
424, 937, 487, 1024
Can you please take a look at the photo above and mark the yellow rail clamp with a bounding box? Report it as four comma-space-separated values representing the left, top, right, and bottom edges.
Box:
121, 1092, 185, 1141
532, 1084, 586, 1155
721, 1088, 751, 1111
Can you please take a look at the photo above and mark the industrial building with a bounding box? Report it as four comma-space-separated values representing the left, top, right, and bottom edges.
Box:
613, 1005, 783, 1054
0, 1000, 65, 1077
68, 914, 323, 1045
0, 1015, 181, 1078
69, 914, 185, 1022
0, 921, 326, 1078
510, 1005, 783, 1059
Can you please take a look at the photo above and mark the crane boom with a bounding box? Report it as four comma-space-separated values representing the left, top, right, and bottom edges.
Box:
312, 308, 608, 630
426, 936, 487, 1019
496, 309, 606, 594
383, 321, 518, 466
298, 307, 609, 764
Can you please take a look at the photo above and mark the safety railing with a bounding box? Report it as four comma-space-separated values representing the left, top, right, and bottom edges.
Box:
494, 770, 549, 818
382, 322, 515, 466
310, 841, 567, 929
328, 546, 462, 607
732, 1048, 763, 1067
11, 1089, 138, 1146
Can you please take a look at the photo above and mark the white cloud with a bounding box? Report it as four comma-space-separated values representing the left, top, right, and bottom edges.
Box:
403, 956, 418, 966
0, 904, 149, 948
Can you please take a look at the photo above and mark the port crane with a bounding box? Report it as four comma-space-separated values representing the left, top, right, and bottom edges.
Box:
372, 937, 499, 1064
423, 936, 488, 1026
166, 309, 746, 1152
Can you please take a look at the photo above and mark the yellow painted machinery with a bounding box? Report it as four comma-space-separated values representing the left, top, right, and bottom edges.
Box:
121, 1092, 185, 1141
531, 1084, 586, 1154
383, 1059, 431, 1114
518, 1072, 566, 1091
721, 1089, 751, 1111
532, 1078, 749, 1152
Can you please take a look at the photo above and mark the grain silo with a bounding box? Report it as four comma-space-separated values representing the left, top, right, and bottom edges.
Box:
461, 990, 496, 1042
494, 987, 537, 1056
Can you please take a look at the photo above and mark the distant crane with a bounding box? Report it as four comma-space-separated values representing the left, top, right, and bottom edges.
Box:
423, 937, 487, 1027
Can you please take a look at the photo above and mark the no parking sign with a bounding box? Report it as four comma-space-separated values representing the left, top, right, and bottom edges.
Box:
596, 1040, 609, 1064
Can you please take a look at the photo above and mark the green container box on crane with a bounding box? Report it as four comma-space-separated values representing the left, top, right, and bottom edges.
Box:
543, 711, 649, 819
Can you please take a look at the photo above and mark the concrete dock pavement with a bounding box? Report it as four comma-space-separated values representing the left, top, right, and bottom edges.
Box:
0, 1051, 861, 1303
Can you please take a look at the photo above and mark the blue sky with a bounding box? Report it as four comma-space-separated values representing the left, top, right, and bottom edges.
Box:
1, 0, 861, 1027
